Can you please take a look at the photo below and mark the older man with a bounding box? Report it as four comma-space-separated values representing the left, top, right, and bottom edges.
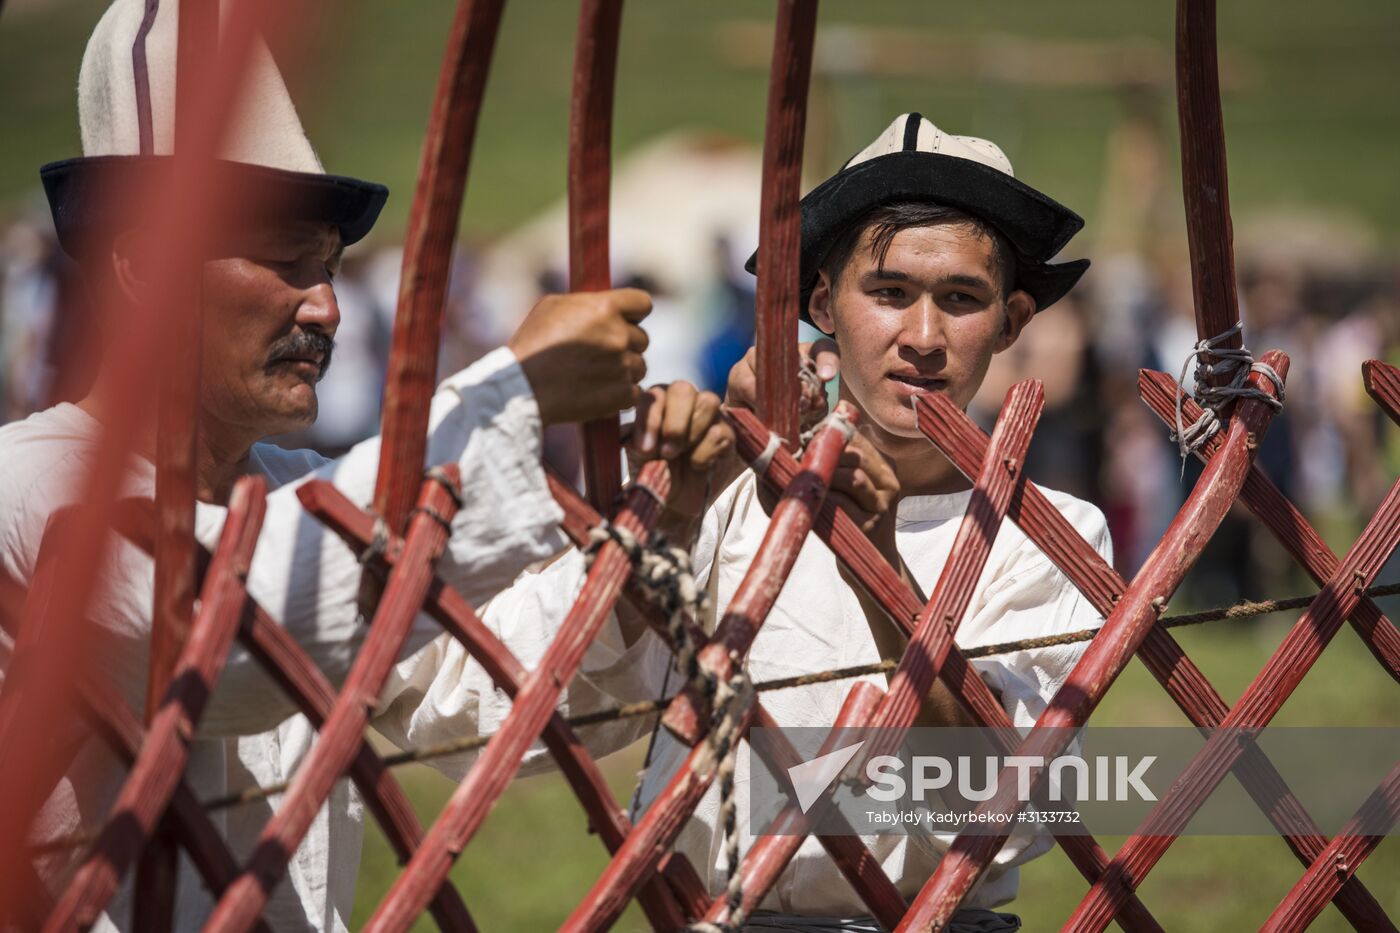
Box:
4, 0, 657, 929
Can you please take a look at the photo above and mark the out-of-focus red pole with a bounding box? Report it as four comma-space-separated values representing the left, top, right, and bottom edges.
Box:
0, 1, 293, 920
45, 478, 267, 933
754, 0, 817, 443
137, 0, 217, 923
569, 0, 625, 512
373, 0, 506, 533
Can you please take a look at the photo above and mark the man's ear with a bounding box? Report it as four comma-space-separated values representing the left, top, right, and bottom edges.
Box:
808, 270, 838, 336
995, 288, 1036, 352
108, 229, 155, 307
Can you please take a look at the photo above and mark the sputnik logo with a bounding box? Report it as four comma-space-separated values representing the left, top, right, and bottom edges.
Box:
786, 741, 865, 813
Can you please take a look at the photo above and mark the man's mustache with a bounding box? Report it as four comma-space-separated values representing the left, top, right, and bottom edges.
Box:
266, 330, 335, 380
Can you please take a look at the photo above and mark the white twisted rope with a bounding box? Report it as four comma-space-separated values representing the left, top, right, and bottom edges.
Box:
1172, 321, 1284, 472
799, 403, 857, 452
583, 516, 753, 929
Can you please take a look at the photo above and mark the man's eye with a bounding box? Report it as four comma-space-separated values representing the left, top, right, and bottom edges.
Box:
872, 287, 904, 299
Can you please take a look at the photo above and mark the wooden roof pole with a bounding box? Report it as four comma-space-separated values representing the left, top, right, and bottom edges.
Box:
754, 0, 818, 444
569, 0, 625, 512
1176, 0, 1242, 354
373, 0, 506, 533
0, 1, 282, 917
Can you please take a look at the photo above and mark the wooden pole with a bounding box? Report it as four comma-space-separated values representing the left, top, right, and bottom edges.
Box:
138, 0, 216, 921
569, 0, 626, 512
373, 0, 506, 534
754, 0, 818, 443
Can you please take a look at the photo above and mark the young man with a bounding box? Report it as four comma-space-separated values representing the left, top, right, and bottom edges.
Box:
5, 1, 654, 928
476, 114, 1107, 929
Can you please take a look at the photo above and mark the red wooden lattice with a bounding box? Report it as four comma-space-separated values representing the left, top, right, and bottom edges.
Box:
0, 0, 1396, 930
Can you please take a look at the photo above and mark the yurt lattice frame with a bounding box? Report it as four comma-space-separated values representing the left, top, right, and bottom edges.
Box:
0, 0, 1397, 930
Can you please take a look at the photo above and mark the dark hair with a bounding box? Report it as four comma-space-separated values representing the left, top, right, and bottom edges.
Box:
818, 201, 1016, 297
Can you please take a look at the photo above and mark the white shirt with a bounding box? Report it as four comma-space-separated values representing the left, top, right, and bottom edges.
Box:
2, 347, 566, 931
472, 467, 1113, 916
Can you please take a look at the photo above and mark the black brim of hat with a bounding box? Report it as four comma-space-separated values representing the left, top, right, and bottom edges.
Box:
744, 150, 1089, 318
40, 156, 388, 259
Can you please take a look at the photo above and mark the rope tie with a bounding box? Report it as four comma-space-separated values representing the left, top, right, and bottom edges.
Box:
423, 465, 465, 508
584, 522, 709, 692
407, 505, 454, 536
797, 354, 825, 398
1172, 321, 1285, 471
798, 404, 856, 452
750, 432, 783, 478
582, 511, 752, 930
356, 517, 391, 569
688, 669, 756, 933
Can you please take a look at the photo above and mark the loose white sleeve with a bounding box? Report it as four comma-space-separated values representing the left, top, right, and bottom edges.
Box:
192, 347, 566, 735
368, 469, 752, 778
371, 548, 662, 780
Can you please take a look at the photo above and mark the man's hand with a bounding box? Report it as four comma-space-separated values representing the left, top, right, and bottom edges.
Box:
725, 339, 839, 427
626, 382, 735, 541
508, 288, 651, 425
828, 429, 901, 567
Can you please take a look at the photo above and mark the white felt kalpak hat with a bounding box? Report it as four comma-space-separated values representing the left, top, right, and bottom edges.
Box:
40, 0, 387, 258
748, 113, 1089, 319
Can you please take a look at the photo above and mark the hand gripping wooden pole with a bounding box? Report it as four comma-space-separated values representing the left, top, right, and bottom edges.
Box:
546, 469, 904, 924
304, 478, 697, 929
661, 408, 856, 745
559, 416, 859, 933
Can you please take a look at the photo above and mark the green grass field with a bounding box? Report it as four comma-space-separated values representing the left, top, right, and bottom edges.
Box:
351, 612, 1400, 931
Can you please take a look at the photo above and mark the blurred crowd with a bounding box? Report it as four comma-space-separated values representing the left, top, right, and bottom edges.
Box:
3, 184, 1396, 606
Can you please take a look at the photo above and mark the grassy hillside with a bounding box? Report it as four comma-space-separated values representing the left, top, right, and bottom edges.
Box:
3, 1, 1400, 245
